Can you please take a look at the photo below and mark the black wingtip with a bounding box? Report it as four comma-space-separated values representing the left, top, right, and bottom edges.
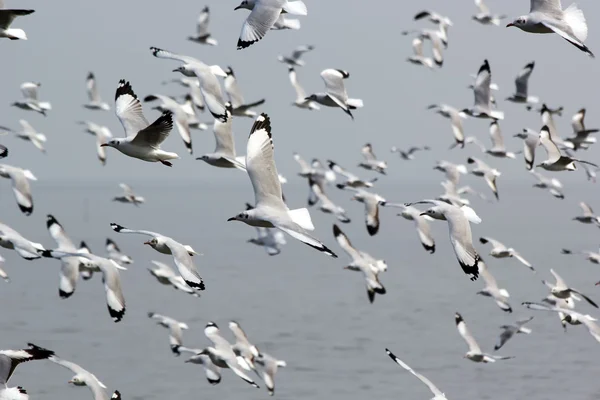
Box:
59, 289, 73, 299
367, 224, 379, 236
455, 312, 463, 324
112, 390, 121, 400
87, 72, 95, 80
250, 113, 272, 138
25, 343, 55, 359
108, 305, 125, 323
19, 203, 33, 216
46, 214, 59, 229
186, 279, 206, 291
110, 223, 124, 232
479, 237, 488, 244
237, 38, 257, 50
115, 80, 136, 101
423, 243, 435, 254
332, 224, 342, 237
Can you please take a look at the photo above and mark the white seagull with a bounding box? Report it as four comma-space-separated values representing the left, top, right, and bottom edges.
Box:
0, 8, 34, 40
513, 128, 539, 170
573, 202, 600, 225
78, 121, 113, 166
147, 260, 200, 297
224, 67, 266, 117
309, 179, 350, 223
531, 170, 564, 199
84, 72, 110, 111
562, 247, 600, 265
3, 120, 47, 153
102, 80, 178, 166
385, 349, 447, 400
110, 223, 205, 290
105, 238, 133, 266
0, 221, 44, 260
234, 0, 307, 49
11, 82, 51, 116
358, 143, 388, 175
407, 37, 435, 69
537, 125, 598, 171
477, 261, 513, 313
305, 69, 363, 120
433, 160, 467, 186
329, 160, 376, 188
506, 62, 539, 104
455, 313, 513, 362
494, 317, 534, 350
478, 121, 518, 159
472, 0, 505, 26
507, 0, 594, 57
229, 321, 260, 371
148, 312, 189, 355
246, 203, 287, 256
427, 104, 467, 149
112, 183, 145, 206
382, 203, 435, 253
338, 187, 386, 236
466, 157, 500, 200
479, 236, 534, 271
462, 60, 504, 120
255, 351, 287, 396
227, 114, 337, 258
278, 44, 314, 67
188, 6, 218, 46
0, 343, 54, 400
287, 67, 320, 110
143, 94, 194, 154
564, 108, 598, 150
48, 355, 119, 400
543, 268, 598, 308
0, 164, 36, 215
523, 302, 600, 343
390, 146, 430, 160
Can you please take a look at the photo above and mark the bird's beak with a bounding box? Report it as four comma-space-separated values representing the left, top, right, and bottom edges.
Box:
234, 5, 242, 10
535, 163, 543, 168
596, 281, 600, 286
419, 212, 427, 216
68, 380, 74, 384
506, 22, 514, 28
143, 241, 151, 245
100, 143, 108, 147
227, 217, 236, 222
172, 68, 179, 72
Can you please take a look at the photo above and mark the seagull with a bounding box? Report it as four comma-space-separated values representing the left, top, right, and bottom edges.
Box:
162, 76, 205, 111
567, 149, 599, 182
229, 321, 260, 371
0, 8, 34, 40
245, 203, 287, 256
102, 80, 178, 166
433, 160, 467, 186
407, 37, 435, 69
105, 238, 133, 266
537, 104, 564, 144
0, 343, 54, 400
196, 103, 246, 171
83, 72, 110, 111
472, 0, 506, 26
328, 160, 376, 188
0, 254, 8, 282
41, 250, 127, 322
4, 120, 47, 153
482, 120, 518, 159
227, 114, 337, 258
455, 313, 513, 362
110, 223, 205, 290
309, 179, 350, 223
148, 312, 189, 355
414, 10, 453, 27
513, 128, 539, 170
255, 352, 286, 396
358, 143, 388, 175
149, 47, 228, 122
78, 121, 113, 166
287, 67, 320, 110
562, 247, 600, 264
293, 153, 335, 182
188, 6, 218, 45
427, 104, 467, 149
338, 187, 386, 236
385, 349, 447, 400
180, 348, 221, 385
112, 183, 145, 206
530, 170, 564, 199
143, 94, 194, 154
418, 30, 444, 67
0, 164, 36, 215
523, 302, 600, 343
506, 62, 539, 104
494, 317, 534, 351
382, 203, 435, 253
564, 108, 598, 150
48, 355, 120, 400
390, 146, 430, 160
462, 60, 504, 120
271, 13, 301, 30
437, 180, 471, 207
507, 0, 594, 57
200, 322, 261, 387
278, 44, 314, 67
234, 0, 307, 49
11, 82, 51, 116
537, 125, 598, 171
147, 260, 200, 297
409, 200, 482, 280
223, 67, 266, 118
305, 69, 363, 120
45, 214, 88, 299
479, 236, 534, 271
333, 224, 386, 303
0, 221, 45, 260
542, 268, 598, 308
477, 261, 513, 313
466, 157, 501, 200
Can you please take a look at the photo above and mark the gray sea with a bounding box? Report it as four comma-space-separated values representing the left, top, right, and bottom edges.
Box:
1, 178, 599, 400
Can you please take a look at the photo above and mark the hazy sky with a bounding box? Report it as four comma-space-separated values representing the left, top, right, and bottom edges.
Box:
1, 0, 599, 185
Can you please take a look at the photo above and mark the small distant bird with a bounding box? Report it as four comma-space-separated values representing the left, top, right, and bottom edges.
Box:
564, 108, 598, 150
0, 221, 45, 260
462, 60, 504, 120
385, 349, 447, 400
0, 164, 36, 215
147, 260, 200, 296
543, 268, 599, 308
0, 343, 54, 400
338, 187, 386, 236
513, 128, 539, 170
162, 76, 205, 111
414, 10, 453, 27
144, 93, 194, 154
0, 8, 34, 40
148, 312, 189, 355
455, 313, 513, 362
246, 204, 287, 256
188, 6, 218, 46
227, 115, 337, 257
11, 82, 51, 116
358, 143, 387, 175
406, 37, 434, 69
418, 30, 444, 67
106, 238, 133, 266
427, 104, 467, 149
83, 72, 110, 111
271, 13, 301, 30
522, 302, 600, 343
390, 146, 430, 160
530, 170, 564, 199
333, 224, 386, 304
254, 351, 287, 396
479, 236, 534, 271
234, 0, 307, 49
562, 247, 600, 265
467, 157, 501, 200
383, 203, 435, 253
224, 67, 266, 117
573, 202, 600, 226
472, 0, 506, 26
228, 321, 260, 371
537, 125, 598, 171
287, 67, 320, 110
329, 160, 377, 188
305, 69, 363, 120
494, 317, 533, 351
433, 160, 467, 186
477, 261, 512, 313
78, 121, 113, 166
507, 0, 594, 57
112, 183, 145, 206
309, 179, 350, 223
506, 62, 539, 104
482, 120, 518, 159
411, 200, 482, 280
48, 355, 119, 399
278, 44, 314, 67
102, 80, 179, 166
4, 120, 47, 153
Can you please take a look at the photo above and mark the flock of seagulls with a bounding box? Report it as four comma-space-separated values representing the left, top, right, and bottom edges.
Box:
1, 0, 600, 399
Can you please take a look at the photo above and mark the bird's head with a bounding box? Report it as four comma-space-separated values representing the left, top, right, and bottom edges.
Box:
227, 211, 250, 222
234, 0, 254, 10
68, 375, 85, 386
143, 237, 159, 248
101, 139, 122, 148
172, 66, 195, 77
506, 16, 528, 28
